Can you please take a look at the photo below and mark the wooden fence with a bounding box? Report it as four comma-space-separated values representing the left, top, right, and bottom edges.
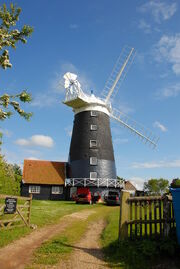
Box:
119, 191, 175, 240
0, 194, 32, 229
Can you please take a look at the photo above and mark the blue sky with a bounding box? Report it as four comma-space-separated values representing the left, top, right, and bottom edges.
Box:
1, 0, 180, 189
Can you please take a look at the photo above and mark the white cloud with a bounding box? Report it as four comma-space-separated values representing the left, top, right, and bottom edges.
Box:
65, 126, 72, 137
139, 1, 177, 23
159, 72, 169, 79
154, 34, 180, 75
24, 149, 41, 155
153, 121, 167, 132
111, 102, 134, 115
129, 177, 145, 190
26, 157, 40, 160
119, 103, 134, 114
69, 24, 79, 29
135, 52, 145, 65
157, 83, 180, 98
15, 135, 54, 148
31, 93, 58, 107
138, 19, 151, 33
132, 159, 180, 169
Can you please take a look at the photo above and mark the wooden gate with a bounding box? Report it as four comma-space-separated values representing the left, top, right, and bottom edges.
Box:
119, 191, 176, 240
0, 194, 32, 229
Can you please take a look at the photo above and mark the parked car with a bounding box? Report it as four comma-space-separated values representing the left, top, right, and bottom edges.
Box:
73, 187, 92, 204
104, 190, 120, 205
73, 188, 102, 204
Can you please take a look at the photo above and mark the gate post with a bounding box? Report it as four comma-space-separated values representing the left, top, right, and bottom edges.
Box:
163, 195, 171, 236
27, 194, 32, 226
119, 190, 130, 241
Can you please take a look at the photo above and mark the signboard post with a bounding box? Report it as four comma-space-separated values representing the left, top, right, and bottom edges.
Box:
4, 197, 17, 214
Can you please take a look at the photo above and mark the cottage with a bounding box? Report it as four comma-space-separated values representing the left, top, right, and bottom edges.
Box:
124, 180, 137, 195
21, 160, 67, 200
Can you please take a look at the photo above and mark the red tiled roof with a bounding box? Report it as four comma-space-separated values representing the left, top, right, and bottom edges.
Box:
23, 160, 66, 185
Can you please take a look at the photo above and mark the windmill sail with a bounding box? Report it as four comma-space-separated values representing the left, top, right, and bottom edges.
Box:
102, 46, 136, 103
110, 107, 159, 148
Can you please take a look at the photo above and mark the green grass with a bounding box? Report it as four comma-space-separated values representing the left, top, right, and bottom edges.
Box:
26, 205, 115, 268
101, 207, 180, 269
0, 199, 93, 248
0, 226, 30, 248
30, 200, 91, 226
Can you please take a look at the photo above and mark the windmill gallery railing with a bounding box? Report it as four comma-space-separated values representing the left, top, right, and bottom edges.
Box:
65, 178, 124, 188
119, 191, 176, 240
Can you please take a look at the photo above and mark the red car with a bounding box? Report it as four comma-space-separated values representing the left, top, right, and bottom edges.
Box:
74, 188, 92, 204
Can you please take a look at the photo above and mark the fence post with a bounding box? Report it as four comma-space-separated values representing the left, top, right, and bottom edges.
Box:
27, 194, 32, 226
119, 190, 130, 241
163, 195, 170, 236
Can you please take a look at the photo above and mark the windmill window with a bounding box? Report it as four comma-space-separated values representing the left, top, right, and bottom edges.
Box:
91, 111, 97, 117
90, 124, 97, 131
29, 185, 40, 194
90, 172, 97, 179
90, 140, 97, 148
52, 186, 63, 194
90, 157, 98, 165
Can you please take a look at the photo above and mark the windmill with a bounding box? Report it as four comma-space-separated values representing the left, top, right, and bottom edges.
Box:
63, 46, 158, 190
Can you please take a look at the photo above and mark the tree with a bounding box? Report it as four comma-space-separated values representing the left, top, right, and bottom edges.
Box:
117, 176, 125, 182
0, 3, 33, 121
12, 163, 22, 176
171, 178, 180, 188
144, 178, 169, 195
0, 155, 21, 195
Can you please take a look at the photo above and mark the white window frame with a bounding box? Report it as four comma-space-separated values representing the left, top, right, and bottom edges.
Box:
90, 140, 97, 148
90, 111, 97, 117
52, 186, 63, 194
90, 157, 98, 165
90, 124, 97, 131
90, 172, 97, 179
29, 185, 40, 194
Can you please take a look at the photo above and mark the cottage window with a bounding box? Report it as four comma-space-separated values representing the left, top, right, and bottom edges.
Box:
90, 172, 97, 179
90, 140, 97, 148
90, 124, 97, 131
52, 186, 63, 194
29, 185, 40, 194
90, 111, 97, 117
90, 157, 98, 165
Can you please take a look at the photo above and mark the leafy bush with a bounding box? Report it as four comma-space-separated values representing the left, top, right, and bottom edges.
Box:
0, 155, 21, 195
171, 178, 180, 188
103, 236, 179, 269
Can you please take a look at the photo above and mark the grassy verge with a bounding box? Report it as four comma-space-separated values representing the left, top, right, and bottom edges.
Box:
26, 205, 114, 268
30, 200, 91, 227
101, 207, 180, 269
0, 200, 91, 248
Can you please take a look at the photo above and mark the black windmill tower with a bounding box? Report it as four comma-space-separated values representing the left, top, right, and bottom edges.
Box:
63, 47, 158, 194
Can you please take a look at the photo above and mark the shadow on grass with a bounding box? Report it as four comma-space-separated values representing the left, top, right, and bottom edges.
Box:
39, 230, 180, 269
102, 233, 180, 269
51, 235, 180, 269
58, 242, 107, 267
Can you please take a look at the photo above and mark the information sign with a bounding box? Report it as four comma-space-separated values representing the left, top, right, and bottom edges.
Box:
4, 197, 17, 214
